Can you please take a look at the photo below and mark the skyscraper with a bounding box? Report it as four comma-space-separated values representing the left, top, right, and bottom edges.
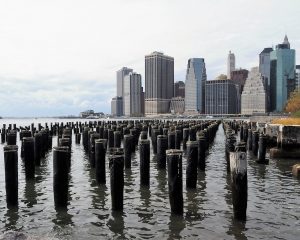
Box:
116, 67, 133, 115
259, 47, 273, 111
241, 67, 267, 115
116, 67, 133, 97
174, 81, 185, 98
123, 72, 142, 116
111, 96, 123, 116
205, 79, 239, 115
145, 51, 174, 115
227, 51, 235, 79
185, 58, 207, 113
270, 35, 296, 112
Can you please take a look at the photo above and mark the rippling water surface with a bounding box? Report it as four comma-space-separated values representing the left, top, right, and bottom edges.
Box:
0, 118, 299, 239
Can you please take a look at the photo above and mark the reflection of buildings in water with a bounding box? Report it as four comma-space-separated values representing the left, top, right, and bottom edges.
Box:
168, 214, 186, 239
107, 211, 125, 239
5, 207, 19, 232
23, 179, 37, 208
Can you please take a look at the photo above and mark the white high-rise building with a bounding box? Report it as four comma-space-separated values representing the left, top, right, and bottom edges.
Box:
124, 72, 142, 116
185, 58, 207, 113
241, 67, 267, 115
227, 51, 235, 79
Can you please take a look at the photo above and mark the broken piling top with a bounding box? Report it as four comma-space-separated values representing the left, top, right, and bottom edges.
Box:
230, 151, 247, 175
166, 149, 183, 156
292, 164, 300, 178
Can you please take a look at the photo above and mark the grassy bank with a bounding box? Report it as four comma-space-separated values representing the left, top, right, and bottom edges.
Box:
272, 117, 300, 125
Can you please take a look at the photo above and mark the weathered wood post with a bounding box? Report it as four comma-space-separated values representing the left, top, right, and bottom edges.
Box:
166, 149, 183, 215
182, 128, 189, 151
186, 141, 198, 189
7, 131, 17, 145
109, 153, 124, 211
114, 131, 121, 148
157, 135, 168, 169
168, 131, 175, 149
252, 131, 259, 156
257, 134, 268, 164
247, 129, 252, 151
230, 143, 247, 221
139, 139, 150, 186
151, 129, 160, 154
95, 139, 107, 184
53, 146, 70, 207
4, 145, 18, 207
197, 135, 206, 171
123, 134, 132, 168
23, 137, 35, 179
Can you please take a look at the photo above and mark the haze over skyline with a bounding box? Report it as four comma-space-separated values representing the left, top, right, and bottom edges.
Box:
0, 0, 299, 117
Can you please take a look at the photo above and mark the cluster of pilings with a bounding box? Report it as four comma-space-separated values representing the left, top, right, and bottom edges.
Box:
223, 119, 272, 221
2, 123, 53, 207
1, 120, 220, 213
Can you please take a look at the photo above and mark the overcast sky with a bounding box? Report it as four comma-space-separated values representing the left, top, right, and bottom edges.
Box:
0, 0, 299, 117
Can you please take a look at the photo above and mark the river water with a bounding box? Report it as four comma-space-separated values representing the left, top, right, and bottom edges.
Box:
0, 118, 299, 239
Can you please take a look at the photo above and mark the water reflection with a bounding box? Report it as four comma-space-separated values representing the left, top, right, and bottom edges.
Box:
4, 207, 19, 231
168, 214, 186, 240
23, 179, 37, 207
227, 217, 247, 240
156, 168, 167, 193
186, 171, 206, 223
138, 186, 153, 223
107, 211, 125, 239
53, 207, 74, 228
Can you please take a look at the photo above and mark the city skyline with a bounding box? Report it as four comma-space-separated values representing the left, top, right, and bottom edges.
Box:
0, 0, 299, 116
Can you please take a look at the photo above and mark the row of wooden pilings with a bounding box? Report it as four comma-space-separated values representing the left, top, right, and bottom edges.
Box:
1, 120, 220, 216
223, 120, 269, 221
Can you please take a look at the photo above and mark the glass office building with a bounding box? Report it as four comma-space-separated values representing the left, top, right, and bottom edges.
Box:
185, 58, 207, 113
270, 36, 295, 112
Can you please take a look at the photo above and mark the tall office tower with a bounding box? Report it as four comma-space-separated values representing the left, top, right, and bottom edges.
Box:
227, 51, 235, 79
241, 67, 267, 115
123, 72, 142, 116
259, 47, 273, 111
145, 51, 174, 115
174, 81, 185, 98
111, 96, 123, 116
116, 67, 133, 96
205, 79, 239, 115
230, 69, 249, 92
296, 65, 300, 89
116, 67, 133, 115
141, 87, 145, 115
185, 58, 207, 113
270, 35, 296, 112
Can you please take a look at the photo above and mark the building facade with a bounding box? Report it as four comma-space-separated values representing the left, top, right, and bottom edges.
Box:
145, 51, 174, 115
111, 96, 123, 117
270, 35, 296, 112
170, 97, 185, 114
296, 65, 300, 89
116, 67, 133, 97
185, 58, 207, 113
123, 73, 142, 116
205, 79, 239, 115
241, 67, 267, 115
259, 47, 273, 111
230, 69, 249, 93
174, 81, 185, 98
227, 51, 235, 79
